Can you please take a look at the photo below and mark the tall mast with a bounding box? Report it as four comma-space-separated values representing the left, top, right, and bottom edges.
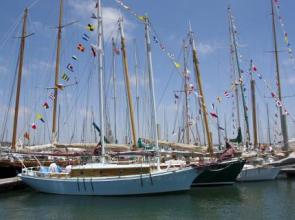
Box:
228, 6, 241, 134
11, 8, 28, 150
250, 60, 258, 148
183, 40, 190, 144
271, 0, 288, 150
111, 38, 118, 143
144, 16, 160, 168
133, 39, 140, 138
97, 0, 105, 161
52, 0, 63, 144
266, 103, 272, 145
188, 24, 213, 155
216, 108, 222, 150
118, 18, 137, 147
228, 7, 250, 148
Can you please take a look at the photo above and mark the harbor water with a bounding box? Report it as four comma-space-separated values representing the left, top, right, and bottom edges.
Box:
1, 179, 294, 220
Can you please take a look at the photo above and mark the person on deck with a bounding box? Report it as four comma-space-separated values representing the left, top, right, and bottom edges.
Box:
220, 142, 236, 161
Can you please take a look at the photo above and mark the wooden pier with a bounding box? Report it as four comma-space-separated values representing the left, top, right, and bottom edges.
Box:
0, 177, 25, 192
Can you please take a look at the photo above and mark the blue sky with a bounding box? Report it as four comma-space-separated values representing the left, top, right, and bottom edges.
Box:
1, 0, 295, 146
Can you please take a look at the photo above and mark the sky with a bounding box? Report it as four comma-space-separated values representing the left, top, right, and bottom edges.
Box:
1, 0, 295, 146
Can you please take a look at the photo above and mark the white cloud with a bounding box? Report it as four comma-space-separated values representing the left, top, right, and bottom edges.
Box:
68, 0, 134, 40
197, 42, 223, 55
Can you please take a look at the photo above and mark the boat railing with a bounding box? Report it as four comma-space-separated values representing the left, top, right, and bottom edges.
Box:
22, 167, 70, 178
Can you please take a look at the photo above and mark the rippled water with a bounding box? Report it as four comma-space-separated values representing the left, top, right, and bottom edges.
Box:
1, 179, 294, 220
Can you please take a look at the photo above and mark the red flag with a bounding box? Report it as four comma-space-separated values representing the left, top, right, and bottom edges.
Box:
32, 123, 37, 130
210, 112, 218, 118
43, 102, 49, 109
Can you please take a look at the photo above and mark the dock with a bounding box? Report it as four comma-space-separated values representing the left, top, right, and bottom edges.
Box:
281, 167, 295, 178
0, 177, 25, 192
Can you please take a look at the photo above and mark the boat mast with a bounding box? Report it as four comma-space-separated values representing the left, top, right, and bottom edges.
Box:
228, 7, 250, 148
188, 24, 213, 155
183, 40, 190, 144
216, 108, 222, 150
266, 103, 272, 145
11, 8, 28, 150
118, 18, 137, 147
271, 0, 289, 150
134, 39, 140, 138
144, 16, 160, 169
228, 6, 241, 139
111, 38, 118, 143
52, 0, 63, 144
97, 0, 106, 162
250, 60, 258, 148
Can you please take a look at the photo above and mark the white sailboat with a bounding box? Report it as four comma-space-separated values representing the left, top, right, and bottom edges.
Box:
20, 0, 200, 196
237, 165, 280, 182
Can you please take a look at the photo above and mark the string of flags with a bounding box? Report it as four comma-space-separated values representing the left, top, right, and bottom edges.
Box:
114, 0, 182, 70
24, 2, 100, 139
274, 0, 295, 70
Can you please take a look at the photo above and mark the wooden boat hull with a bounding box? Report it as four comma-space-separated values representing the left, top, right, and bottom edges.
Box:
20, 167, 198, 195
192, 159, 245, 186
237, 166, 280, 182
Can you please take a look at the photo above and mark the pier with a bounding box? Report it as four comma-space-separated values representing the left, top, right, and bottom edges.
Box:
0, 177, 25, 192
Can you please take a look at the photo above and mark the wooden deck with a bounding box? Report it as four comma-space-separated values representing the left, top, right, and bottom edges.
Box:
0, 177, 25, 192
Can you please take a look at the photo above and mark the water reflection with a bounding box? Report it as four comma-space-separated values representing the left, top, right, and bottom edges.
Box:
1, 180, 295, 220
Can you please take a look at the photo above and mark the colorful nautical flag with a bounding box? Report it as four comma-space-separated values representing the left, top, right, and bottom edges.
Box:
174, 62, 181, 68
67, 63, 74, 72
62, 73, 70, 81
210, 112, 218, 118
224, 91, 230, 98
43, 102, 49, 109
91, 46, 97, 57
56, 84, 64, 91
82, 33, 90, 41
31, 123, 37, 130
77, 43, 85, 52
36, 113, 45, 123
49, 93, 55, 100
137, 16, 146, 21
87, 24, 95, 31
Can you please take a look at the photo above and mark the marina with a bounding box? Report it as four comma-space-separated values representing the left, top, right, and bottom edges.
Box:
1, 0, 295, 219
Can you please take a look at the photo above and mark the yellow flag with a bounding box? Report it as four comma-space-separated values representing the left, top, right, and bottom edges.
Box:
138, 16, 146, 21
174, 62, 181, 68
35, 113, 42, 120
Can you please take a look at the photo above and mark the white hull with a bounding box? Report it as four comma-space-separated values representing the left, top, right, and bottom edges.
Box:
237, 166, 280, 182
20, 167, 198, 196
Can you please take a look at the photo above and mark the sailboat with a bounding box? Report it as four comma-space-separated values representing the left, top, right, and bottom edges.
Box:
19, 0, 201, 195
231, 1, 283, 181
180, 23, 245, 186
